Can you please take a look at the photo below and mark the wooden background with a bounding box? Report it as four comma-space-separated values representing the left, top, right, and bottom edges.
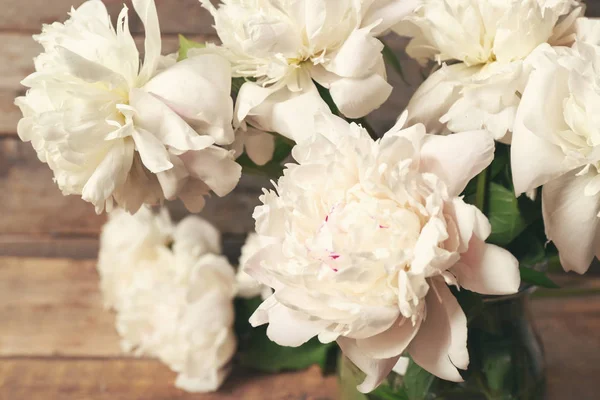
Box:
1, 1, 600, 399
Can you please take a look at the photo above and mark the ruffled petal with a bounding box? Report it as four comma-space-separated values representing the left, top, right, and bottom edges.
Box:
542, 170, 600, 274
250, 297, 328, 347
244, 128, 276, 166
133, 0, 161, 84
82, 139, 134, 213
453, 237, 521, 295
143, 54, 234, 145
131, 128, 174, 173
355, 316, 421, 359
179, 147, 241, 197
329, 73, 392, 119
338, 337, 400, 394
129, 88, 216, 152
511, 63, 571, 195
325, 28, 383, 78
361, 0, 420, 35
408, 279, 467, 382
420, 130, 495, 197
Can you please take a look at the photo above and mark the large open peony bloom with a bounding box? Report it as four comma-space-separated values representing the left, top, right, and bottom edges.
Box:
15, 0, 241, 214
398, 0, 583, 141
246, 113, 520, 392
511, 31, 600, 274
200, 0, 419, 142
98, 207, 237, 392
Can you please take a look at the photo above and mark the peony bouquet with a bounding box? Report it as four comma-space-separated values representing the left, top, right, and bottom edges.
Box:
15, 0, 600, 398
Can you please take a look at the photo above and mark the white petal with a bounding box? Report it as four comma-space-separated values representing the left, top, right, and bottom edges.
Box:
133, 0, 161, 84
131, 128, 173, 173
453, 236, 520, 295
143, 54, 234, 145
82, 139, 134, 212
405, 64, 473, 134
178, 179, 210, 213
245, 128, 275, 166
338, 337, 400, 394
325, 28, 383, 78
179, 147, 241, 197
420, 130, 495, 197
408, 279, 467, 382
575, 17, 600, 45
250, 299, 328, 347
329, 73, 392, 119
362, 0, 420, 35
392, 357, 410, 376
355, 317, 421, 359
238, 77, 330, 142
156, 155, 188, 199
129, 88, 216, 152
542, 170, 600, 274
55, 46, 127, 88
511, 64, 571, 195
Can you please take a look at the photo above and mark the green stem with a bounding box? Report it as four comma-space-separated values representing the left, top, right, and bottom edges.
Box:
475, 169, 488, 213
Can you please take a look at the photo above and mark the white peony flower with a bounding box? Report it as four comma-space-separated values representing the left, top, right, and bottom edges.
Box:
15, 0, 241, 214
200, 0, 419, 142
98, 207, 237, 392
511, 32, 600, 274
236, 233, 274, 299
247, 113, 520, 392
399, 0, 583, 141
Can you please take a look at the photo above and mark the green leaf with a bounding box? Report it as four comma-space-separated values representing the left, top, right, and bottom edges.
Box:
486, 183, 530, 246
381, 39, 406, 83
231, 77, 246, 97
178, 34, 205, 61
371, 385, 409, 400
489, 143, 510, 181
403, 359, 436, 400
482, 347, 514, 392
520, 267, 559, 289
270, 134, 295, 164
239, 330, 335, 373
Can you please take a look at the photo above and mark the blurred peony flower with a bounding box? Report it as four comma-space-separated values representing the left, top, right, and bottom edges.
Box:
398, 0, 583, 141
98, 207, 237, 392
247, 112, 520, 392
200, 0, 419, 142
236, 233, 273, 299
511, 36, 600, 274
15, 0, 241, 214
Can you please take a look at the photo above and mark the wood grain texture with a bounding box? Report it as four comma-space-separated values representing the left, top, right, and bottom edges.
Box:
0, 360, 337, 400
0, 257, 122, 357
1, 0, 214, 34
1, 257, 599, 399
0, 140, 266, 242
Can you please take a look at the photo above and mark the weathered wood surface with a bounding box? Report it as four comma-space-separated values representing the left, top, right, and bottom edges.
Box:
0, 256, 599, 399
0, 360, 338, 400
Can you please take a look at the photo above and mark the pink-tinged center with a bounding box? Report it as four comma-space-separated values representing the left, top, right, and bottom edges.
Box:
379, 224, 389, 229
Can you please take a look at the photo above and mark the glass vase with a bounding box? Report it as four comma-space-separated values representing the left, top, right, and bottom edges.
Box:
339, 289, 545, 400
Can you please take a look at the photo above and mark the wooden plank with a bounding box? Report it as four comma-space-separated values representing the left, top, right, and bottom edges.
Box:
1, 0, 215, 35
535, 296, 600, 400
0, 360, 337, 400
0, 257, 122, 357
0, 256, 600, 398
0, 139, 265, 242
